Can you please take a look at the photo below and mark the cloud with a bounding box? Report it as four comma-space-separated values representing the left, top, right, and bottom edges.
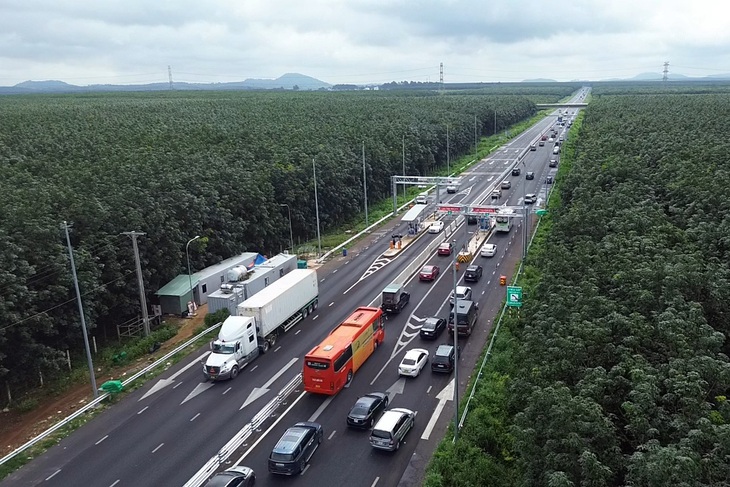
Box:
0, 0, 728, 85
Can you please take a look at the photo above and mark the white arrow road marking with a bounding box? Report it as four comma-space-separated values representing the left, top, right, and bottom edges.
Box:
139, 351, 211, 401
385, 377, 407, 403
181, 382, 215, 404
240, 357, 299, 409
421, 379, 455, 440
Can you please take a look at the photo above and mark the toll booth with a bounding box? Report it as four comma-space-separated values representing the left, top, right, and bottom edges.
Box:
401, 204, 428, 235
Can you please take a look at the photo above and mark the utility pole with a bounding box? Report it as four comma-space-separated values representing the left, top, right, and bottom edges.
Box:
439, 62, 444, 92
363, 142, 369, 227
452, 238, 459, 442
122, 231, 150, 336
662, 61, 670, 82
494, 110, 497, 136
62, 221, 98, 398
168, 65, 174, 90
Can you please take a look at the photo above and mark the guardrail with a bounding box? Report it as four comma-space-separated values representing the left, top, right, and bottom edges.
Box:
0, 322, 223, 468
183, 374, 303, 487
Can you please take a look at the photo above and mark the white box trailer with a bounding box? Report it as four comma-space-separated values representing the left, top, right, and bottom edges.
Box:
237, 269, 318, 352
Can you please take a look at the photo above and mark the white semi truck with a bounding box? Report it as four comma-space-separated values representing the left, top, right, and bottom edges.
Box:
202, 269, 319, 381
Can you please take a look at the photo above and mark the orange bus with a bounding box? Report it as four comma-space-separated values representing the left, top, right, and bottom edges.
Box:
303, 306, 385, 395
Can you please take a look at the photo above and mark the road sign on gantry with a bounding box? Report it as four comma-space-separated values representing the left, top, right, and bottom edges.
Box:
436, 205, 464, 214
506, 286, 523, 307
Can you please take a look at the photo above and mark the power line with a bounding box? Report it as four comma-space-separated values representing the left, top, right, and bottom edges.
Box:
0, 271, 135, 333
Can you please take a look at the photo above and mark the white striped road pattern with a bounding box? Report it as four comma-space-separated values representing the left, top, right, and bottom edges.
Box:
343, 255, 394, 294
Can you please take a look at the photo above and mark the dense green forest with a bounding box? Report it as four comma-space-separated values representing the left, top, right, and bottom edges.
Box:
426, 86, 730, 486
0, 85, 578, 401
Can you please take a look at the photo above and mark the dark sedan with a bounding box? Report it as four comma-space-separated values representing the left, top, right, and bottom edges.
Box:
420, 317, 446, 339
347, 392, 389, 429
464, 265, 483, 282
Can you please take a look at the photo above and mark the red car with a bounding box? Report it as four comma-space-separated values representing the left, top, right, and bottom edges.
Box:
419, 265, 440, 281
437, 242, 453, 256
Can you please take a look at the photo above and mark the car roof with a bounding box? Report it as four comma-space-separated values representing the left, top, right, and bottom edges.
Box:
455, 286, 470, 294
424, 316, 442, 323
483, 243, 496, 249
439, 242, 451, 246
375, 408, 412, 431
421, 265, 434, 271
435, 344, 454, 356
404, 348, 427, 359
272, 423, 319, 453
466, 265, 480, 271
382, 283, 401, 293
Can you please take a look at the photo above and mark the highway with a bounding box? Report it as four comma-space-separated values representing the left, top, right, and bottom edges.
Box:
0, 92, 584, 487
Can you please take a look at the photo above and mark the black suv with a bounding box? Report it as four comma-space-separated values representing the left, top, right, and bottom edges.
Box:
431, 344, 456, 373
511, 167, 521, 176
464, 265, 483, 282
525, 171, 535, 180
381, 283, 410, 314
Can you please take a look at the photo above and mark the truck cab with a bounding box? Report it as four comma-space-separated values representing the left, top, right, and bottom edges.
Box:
203, 316, 259, 381
381, 283, 410, 314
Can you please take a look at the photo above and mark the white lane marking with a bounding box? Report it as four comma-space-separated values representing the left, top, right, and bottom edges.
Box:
250, 365, 258, 372
137, 406, 148, 415
95, 435, 108, 445
190, 413, 200, 422
422, 380, 454, 440
152, 443, 164, 453
295, 329, 302, 335
274, 346, 282, 353
301, 464, 311, 476
309, 396, 335, 423
109, 481, 120, 487
46, 470, 61, 481
371, 477, 380, 487
426, 386, 432, 394
313, 315, 319, 320
223, 387, 232, 395
333, 269, 338, 273
329, 302, 334, 307
328, 430, 337, 440
173, 382, 183, 389
235, 391, 307, 464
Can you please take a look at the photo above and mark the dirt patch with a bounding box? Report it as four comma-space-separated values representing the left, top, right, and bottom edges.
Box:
0, 308, 208, 457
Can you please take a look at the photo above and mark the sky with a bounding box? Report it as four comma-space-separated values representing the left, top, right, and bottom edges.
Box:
1, 0, 729, 87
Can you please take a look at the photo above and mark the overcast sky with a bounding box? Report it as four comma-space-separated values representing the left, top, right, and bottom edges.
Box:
1, 0, 728, 86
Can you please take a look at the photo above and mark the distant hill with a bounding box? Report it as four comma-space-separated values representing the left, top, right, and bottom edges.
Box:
523, 78, 558, 83
0, 73, 331, 95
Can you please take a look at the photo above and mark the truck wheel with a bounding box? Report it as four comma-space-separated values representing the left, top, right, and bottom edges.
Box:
374, 340, 378, 350
346, 370, 353, 385
230, 365, 239, 379
313, 300, 318, 310
302, 307, 308, 318
269, 334, 277, 346
261, 341, 270, 353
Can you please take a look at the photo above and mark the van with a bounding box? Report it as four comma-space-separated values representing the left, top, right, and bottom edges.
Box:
268, 422, 323, 475
552, 146, 560, 155
415, 192, 428, 204
369, 408, 416, 451
447, 300, 478, 336
491, 188, 501, 199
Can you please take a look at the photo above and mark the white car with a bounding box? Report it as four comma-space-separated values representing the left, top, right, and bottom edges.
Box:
524, 193, 537, 204
446, 185, 458, 194
398, 348, 429, 377
449, 286, 473, 306
428, 221, 444, 234
481, 243, 497, 257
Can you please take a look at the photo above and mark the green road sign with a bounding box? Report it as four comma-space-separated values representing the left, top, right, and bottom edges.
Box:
506, 286, 523, 307
535, 209, 548, 216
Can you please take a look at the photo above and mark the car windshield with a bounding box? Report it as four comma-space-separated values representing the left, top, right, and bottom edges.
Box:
382, 292, 397, 304
436, 345, 452, 357
422, 267, 433, 273
270, 452, 294, 461
350, 404, 370, 416
402, 358, 416, 366
423, 319, 437, 330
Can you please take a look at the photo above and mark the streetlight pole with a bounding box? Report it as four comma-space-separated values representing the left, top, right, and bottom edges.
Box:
280, 204, 294, 253
452, 236, 459, 442
186, 235, 200, 309
402, 134, 406, 200
474, 114, 478, 163
446, 124, 450, 175
312, 157, 322, 258
362, 142, 368, 228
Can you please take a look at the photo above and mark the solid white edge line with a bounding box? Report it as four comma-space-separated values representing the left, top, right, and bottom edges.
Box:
234, 390, 307, 465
